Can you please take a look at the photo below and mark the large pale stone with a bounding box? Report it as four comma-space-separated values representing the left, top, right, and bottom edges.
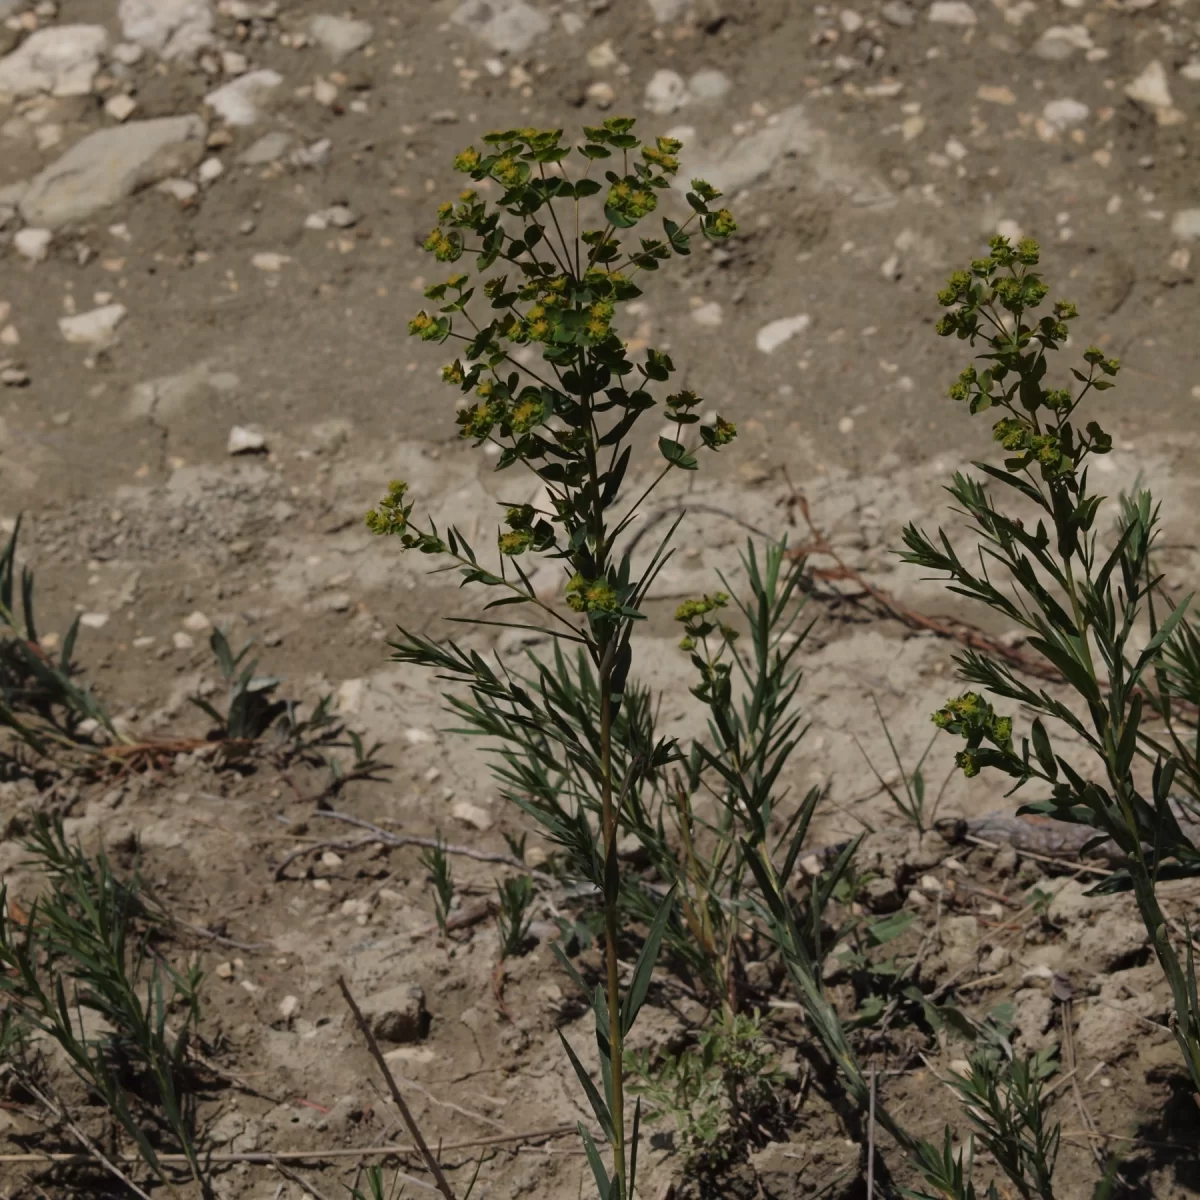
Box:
0, 26, 108, 97
20, 116, 207, 228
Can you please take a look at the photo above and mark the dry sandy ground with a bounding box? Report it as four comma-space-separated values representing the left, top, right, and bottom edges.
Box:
1, 0, 1200, 1196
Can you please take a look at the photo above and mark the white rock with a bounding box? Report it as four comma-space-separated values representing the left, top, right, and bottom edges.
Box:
80, 612, 110, 629
451, 800, 494, 831
881, 1, 914, 24
227, 425, 266, 454
679, 104, 888, 203
1172, 210, 1200, 241
290, 138, 332, 168
644, 68, 688, 115
182, 610, 210, 632
646, 0, 688, 19
173, 631, 195, 650
105, 94, 137, 122
1181, 61, 1200, 83
111, 42, 145, 66
928, 1, 976, 24
59, 304, 127, 347
118, 0, 214, 61
690, 301, 723, 327
404, 727, 435, 745
840, 9, 864, 32
278, 994, 300, 1020
251, 252, 288, 271
1042, 97, 1089, 132
14, 227, 50, 261
312, 77, 338, 106
756, 314, 810, 354
221, 50, 247, 76
205, 69, 283, 126
238, 130, 292, 164
587, 41, 617, 69
838, 416, 854, 434
304, 204, 357, 230
587, 81, 615, 108
197, 156, 224, 184
450, 0, 550, 55
308, 14, 374, 61
1032, 24, 1091, 60
20, 116, 207, 228
0, 25, 108, 97
157, 177, 199, 201
687, 68, 730, 102
1125, 60, 1172, 111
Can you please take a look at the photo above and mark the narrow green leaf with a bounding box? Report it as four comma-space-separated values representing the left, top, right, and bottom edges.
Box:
558, 1031, 615, 1142
621, 884, 676, 1036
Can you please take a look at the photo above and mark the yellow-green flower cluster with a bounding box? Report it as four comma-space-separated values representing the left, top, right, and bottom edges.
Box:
365, 480, 412, 537
566, 574, 619, 614
706, 416, 737, 447
606, 176, 659, 224
498, 529, 533, 555
932, 691, 1014, 777
422, 228, 461, 262
641, 135, 683, 174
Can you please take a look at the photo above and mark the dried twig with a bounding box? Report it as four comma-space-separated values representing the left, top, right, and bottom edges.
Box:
337, 976, 458, 1200
0, 1124, 582, 1167
312, 811, 555, 882
780, 483, 1061, 682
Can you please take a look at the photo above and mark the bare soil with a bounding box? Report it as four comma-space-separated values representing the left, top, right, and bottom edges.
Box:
2, 0, 1200, 1196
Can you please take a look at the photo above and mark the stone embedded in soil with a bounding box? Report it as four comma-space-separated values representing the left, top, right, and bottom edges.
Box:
228, 425, 267, 455
756, 314, 810, 353
451, 799, 494, 831
451, 0, 551, 55
688, 68, 729, 103
305, 205, 358, 231
881, 0, 914, 24
205, 68, 283, 126
13, 227, 50, 262
646, 0, 689, 22
644, 68, 688, 115
58, 304, 127, 348
1125, 60, 1180, 121
1041, 98, 1089, 133
0, 25, 109, 98
106, 94, 138, 123
20, 116, 207, 229
1032, 24, 1092, 61
1172, 210, 1200, 241
361, 982, 428, 1044
928, 1, 976, 25
118, 0, 215, 61
308, 14, 375, 61
238, 130, 293, 165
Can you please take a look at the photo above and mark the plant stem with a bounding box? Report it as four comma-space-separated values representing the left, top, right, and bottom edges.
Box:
599, 634, 627, 1197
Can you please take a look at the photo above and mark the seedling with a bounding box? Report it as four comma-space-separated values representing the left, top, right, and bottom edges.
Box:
420, 833, 455, 938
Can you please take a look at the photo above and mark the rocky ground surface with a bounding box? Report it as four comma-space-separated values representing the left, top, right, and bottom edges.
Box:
1, 0, 1200, 1197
